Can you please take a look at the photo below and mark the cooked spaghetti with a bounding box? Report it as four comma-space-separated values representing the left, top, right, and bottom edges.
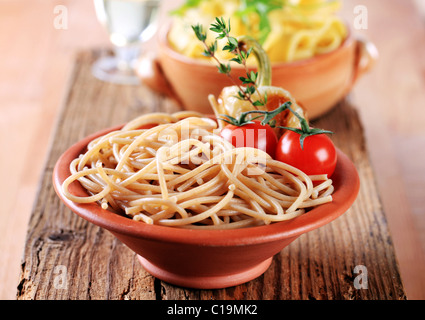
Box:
62, 111, 334, 229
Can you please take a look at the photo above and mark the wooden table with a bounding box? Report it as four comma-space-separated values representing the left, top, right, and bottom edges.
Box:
16, 50, 406, 300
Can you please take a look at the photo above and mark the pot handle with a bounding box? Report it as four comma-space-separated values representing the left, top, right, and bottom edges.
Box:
135, 50, 182, 105
351, 36, 379, 85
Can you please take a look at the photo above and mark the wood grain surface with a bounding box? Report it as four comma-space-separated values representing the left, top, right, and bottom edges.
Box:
16, 50, 406, 300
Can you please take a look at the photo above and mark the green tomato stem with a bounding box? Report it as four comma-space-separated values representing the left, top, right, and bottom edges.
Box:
219, 101, 291, 127
278, 104, 333, 149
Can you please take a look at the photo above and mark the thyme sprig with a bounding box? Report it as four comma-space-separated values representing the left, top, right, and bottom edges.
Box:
192, 17, 267, 109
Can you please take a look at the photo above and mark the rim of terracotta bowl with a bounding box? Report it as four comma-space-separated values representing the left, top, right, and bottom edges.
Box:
53, 124, 360, 247
159, 22, 354, 70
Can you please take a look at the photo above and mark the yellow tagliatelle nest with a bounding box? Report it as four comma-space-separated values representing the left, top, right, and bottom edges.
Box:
168, 0, 347, 63
62, 112, 334, 229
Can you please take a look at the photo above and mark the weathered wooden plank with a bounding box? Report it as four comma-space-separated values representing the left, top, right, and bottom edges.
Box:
17, 50, 405, 300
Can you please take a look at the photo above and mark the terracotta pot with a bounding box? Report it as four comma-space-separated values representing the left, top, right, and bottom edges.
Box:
136, 25, 378, 119
53, 124, 360, 289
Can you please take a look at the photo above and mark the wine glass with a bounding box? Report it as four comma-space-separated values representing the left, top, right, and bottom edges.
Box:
92, 0, 161, 85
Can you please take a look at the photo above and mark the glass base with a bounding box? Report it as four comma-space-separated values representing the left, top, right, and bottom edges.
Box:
92, 55, 141, 85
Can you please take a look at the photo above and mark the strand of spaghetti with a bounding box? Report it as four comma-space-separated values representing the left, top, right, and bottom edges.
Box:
237, 174, 299, 202
172, 174, 227, 202
259, 171, 299, 196
227, 203, 305, 222
320, 185, 334, 198
62, 167, 111, 203
167, 139, 212, 165
118, 119, 216, 175
155, 146, 169, 200
86, 129, 123, 149
176, 166, 221, 192
133, 212, 154, 224
171, 110, 205, 120
119, 172, 175, 181
252, 166, 309, 212
215, 209, 241, 217
122, 113, 177, 131
115, 124, 167, 172
182, 208, 223, 226
268, 159, 314, 190
273, 195, 333, 208
201, 134, 234, 153
267, 160, 313, 203
308, 174, 329, 181
220, 160, 272, 209
177, 218, 262, 230
284, 177, 308, 212
255, 177, 285, 215
125, 198, 188, 219
69, 158, 103, 192
163, 117, 216, 143
119, 160, 157, 187
178, 195, 228, 209
192, 204, 228, 225
112, 143, 123, 169
119, 181, 162, 193
107, 130, 148, 148
94, 162, 140, 199
93, 162, 148, 187
248, 198, 272, 224
101, 194, 119, 211
311, 179, 333, 199
149, 208, 179, 221
232, 150, 248, 176
78, 130, 124, 171
126, 173, 223, 206
209, 212, 223, 226
161, 163, 192, 175
164, 154, 223, 188
299, 195, 333, 207
158, 185, 235, 226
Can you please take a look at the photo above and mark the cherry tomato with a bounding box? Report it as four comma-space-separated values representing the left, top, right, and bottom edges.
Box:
220, 121, 278, 158
275, 130, 337, 177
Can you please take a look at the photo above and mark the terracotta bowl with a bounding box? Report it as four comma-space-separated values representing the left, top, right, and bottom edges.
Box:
137, 25, 378, 119
53, 125, 360, 289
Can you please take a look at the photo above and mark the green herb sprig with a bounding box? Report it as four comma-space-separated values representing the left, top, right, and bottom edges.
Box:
219, 101, 291, 127
192, 17, 267, 109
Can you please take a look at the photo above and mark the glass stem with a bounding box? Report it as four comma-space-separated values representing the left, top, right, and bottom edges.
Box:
113, 45, 141, 71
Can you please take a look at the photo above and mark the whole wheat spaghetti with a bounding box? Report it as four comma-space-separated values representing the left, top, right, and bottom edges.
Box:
62, 111, 334, 229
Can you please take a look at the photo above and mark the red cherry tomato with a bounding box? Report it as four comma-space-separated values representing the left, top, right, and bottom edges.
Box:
275, 130, 337, 177
220, 121, 278, 158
